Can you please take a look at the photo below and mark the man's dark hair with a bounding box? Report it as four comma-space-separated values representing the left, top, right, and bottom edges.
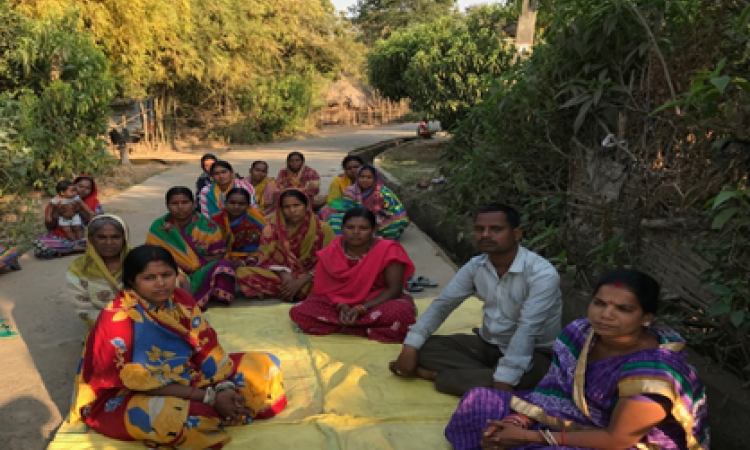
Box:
474, 203, 521, 228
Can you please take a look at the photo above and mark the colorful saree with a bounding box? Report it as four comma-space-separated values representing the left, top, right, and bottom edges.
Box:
326, 165, 409, 240
34, 195, 103, 259
69, 288, 287, 448
0, 246, 20, 271
237, 189, 334, 300
146, 213, 235, 309
276, 165, 321, 200
253, 176, 277, 217
211, 207, 266, 266
445, 318, 710, 450
66, 214, 130, 327
199, 178, 257, 219
289, 237, 416, 343
319, 174, 354, 220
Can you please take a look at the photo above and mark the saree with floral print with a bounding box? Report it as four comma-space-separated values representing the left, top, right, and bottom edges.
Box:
69, 288, 287, 448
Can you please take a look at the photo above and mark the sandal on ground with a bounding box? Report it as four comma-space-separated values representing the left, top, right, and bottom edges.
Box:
406, 277, 424, 292
415, 276, 438, 287
0, 323, 19, 339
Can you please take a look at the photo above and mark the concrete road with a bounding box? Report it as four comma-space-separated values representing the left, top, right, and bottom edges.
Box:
0, 124, 458, 449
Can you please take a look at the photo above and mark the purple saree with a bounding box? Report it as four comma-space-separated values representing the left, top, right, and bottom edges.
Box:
446, 318, 709, 450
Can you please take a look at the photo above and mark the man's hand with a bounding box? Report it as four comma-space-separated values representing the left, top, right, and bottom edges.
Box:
389, 345, 419, 377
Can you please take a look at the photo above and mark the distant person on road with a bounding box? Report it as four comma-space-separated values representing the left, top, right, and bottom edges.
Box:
325, 165, 409, 240
237, 189, 334, 303
66, 214, 130, 327
69, 244, 287, 448
389, 203, 561, 396
34, 174, 102, 259
417, 118, 432, 139
319, 155, 364, 220
249, 160, 277, 217
445, 269, 709, 450
147, 187, 236, 310
198, 160, 257, 219
211, 187, 266, 268
276, 152, 322, 208
290, 208, 416, 343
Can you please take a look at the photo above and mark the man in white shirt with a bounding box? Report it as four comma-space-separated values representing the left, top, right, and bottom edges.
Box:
389, 203, 562, 396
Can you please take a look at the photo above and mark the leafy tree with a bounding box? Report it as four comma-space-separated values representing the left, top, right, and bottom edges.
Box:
349, 0, 457, 44
15, 0, 365, 143
367, 4, 516, 130
0, 6, 115, 192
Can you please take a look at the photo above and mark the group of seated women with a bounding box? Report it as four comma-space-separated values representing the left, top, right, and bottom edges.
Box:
64, 151, 416, 341
59, 154, 709, 449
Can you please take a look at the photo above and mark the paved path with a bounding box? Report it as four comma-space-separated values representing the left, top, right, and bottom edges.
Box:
0, 124, 459, 449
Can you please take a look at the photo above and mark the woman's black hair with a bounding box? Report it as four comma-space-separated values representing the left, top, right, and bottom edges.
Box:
286, 151, 305, 163
342, 207, 377, 229
165, 186, 194, 204
123, 244, 178, 290
209, 160, 234, 175
251, 160, 268, 170
279, 189, 309, 206
200, 153, 218, 171
594, 269, 661, 314
226, 187, 251, 203
342, 155, 365, 169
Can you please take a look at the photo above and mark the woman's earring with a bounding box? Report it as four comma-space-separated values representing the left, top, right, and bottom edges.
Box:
643, 322, 651, 327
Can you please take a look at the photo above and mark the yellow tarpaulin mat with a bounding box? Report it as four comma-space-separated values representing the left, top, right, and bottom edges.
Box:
49, 297, 484, 449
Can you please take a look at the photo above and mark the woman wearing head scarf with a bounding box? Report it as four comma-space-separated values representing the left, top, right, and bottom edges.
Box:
326, 165, 409, 240
237, 189, 334, 302
66, 214, 129, 327
276, 152, 321, 206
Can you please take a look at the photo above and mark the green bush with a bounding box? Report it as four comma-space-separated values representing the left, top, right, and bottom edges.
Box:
367, 4, 517, 131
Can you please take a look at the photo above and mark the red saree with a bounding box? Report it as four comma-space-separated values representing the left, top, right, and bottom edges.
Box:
290, 237, 417, 343
237, 188, 334, 299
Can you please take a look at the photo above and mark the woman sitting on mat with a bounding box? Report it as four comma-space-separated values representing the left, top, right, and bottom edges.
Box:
146, 187, 236, 310
249, 160, 277, 217
34, 174, 102, 259
290, 208, 417, 343
69, 244, 287, 448
445, 268, 709, 450
326, 165, 409, 240
319, 155, 364, 220
198, 160, 256, 219
237, 189, 334, 302
211, 187, 266, 268
66, 214, 130, 327
275, 152, 321, 208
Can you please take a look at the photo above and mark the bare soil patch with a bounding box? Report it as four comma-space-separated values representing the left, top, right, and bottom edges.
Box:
377, 137, 447, 187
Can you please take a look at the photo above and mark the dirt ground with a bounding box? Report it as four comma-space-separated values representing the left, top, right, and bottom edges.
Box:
377, 137, 448, 187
